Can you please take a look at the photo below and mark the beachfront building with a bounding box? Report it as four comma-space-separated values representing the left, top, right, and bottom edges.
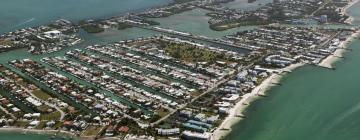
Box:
181, 131, 211, 140
157, 128, 180, 136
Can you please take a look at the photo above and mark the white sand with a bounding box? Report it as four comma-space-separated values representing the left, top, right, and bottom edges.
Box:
319, 30, 360, 68
212, 63, 305, 140
343, 0, 359, 24
320, 0, 360, 68
212, 23, 360, 140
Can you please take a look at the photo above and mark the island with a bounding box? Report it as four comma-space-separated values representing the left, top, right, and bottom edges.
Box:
0, 0, 359, 140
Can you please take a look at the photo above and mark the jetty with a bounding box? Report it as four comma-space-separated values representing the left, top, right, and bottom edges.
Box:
272, 82, 282, 86
257, 94, 269, 97
339, 47, 353, 51
311, 63, 336, 70
332, 55, 345, 59
283, 70, 292, 73
235, 114, 247, 118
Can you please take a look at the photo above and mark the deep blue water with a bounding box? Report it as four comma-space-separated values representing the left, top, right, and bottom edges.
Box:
0, 0, 171, 34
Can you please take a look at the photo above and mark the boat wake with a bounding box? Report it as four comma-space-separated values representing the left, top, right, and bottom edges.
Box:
324, 101, 360, 131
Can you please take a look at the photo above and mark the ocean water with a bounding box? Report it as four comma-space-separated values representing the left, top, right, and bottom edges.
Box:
0, 132, 74, 140
224, 38, 360, 140
221, 0, 273, 11
224, 1, 360, 140
1, 0, 360, 140
347, 0, 360, 24
0, 0, 170, 139
151, 8, 258, 38
0, 0, 171, 34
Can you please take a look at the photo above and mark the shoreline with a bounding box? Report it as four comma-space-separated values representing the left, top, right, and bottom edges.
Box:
212, 62, 305, 140
0, 1, 172, 35
343, 0, 359, 24
213, 29, 360, 140
318, 30, 360, 68
0, 127, 78, 139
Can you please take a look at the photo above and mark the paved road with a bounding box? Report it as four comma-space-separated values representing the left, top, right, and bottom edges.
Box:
2, 75, 66, 121
150, 59, 259, 126
0, 105, 16, 119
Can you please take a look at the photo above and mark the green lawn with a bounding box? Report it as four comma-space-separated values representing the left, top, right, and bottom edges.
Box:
13, 121, 29, 127
0, 39, 13, 46
82, 25, 105, 33
40, 111, 61, 121
81, 125, 104, 136
32, 89, 52, 100
156, 108, 169, 118
162, 43, 229, 63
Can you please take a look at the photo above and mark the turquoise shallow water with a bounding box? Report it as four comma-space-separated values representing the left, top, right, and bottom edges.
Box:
0, 0, 170, 139
151, 8, 258, 38
224, 1, 360, 140
1, 0, 360, 140
221, 0, 273, 10
0, 0, 171, 34
347, 0, 360, 24
224, 38, 360, 140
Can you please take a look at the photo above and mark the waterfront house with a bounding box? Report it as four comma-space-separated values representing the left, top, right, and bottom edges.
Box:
28, 120, 40, 129
105, 125, 115, 136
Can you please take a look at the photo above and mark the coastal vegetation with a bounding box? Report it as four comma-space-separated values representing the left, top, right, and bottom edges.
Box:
82, 24, 105, 33
209, 17, 269, 31
40, 111, 61, 121
117, 22, 133, 30
0, 39, 13, 46
32, 90, 52, 101
82, 125, 104, 136
0, 0, 358, 139
314, 2, 350, 23
143, 20, 161, 25
160, 42, 233, 63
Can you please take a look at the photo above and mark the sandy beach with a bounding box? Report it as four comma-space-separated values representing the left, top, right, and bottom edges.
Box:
212, 62, 305, 140
212, 27, 360, 140
319, 30, 360, 68
343, 0, 359, 24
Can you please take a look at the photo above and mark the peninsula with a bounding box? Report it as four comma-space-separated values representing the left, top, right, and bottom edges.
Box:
0, 0, 359, 140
